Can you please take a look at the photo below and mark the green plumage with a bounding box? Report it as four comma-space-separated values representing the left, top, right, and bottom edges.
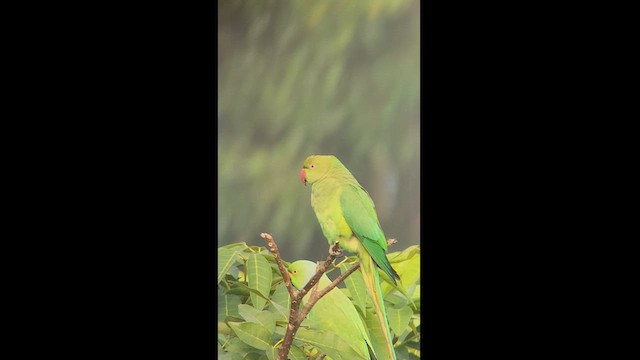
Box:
301, 155, 399, 360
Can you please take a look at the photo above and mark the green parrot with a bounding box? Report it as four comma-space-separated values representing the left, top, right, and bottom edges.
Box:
300, 155, 399, 360
288, 260, 373, 360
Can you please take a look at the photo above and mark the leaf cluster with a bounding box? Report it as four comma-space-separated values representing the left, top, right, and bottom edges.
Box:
218, 242, 420, 359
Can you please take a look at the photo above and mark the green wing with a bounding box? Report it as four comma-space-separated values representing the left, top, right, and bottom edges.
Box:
340, 184, 399, 284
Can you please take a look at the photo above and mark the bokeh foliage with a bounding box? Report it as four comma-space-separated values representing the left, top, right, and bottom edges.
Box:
218, 0, 420, 260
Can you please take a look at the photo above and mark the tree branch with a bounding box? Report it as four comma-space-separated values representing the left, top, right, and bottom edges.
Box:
297, 262, 360, 324
296, 242, 341, 300
260, 233, 298, 300
260, 232, 399, 360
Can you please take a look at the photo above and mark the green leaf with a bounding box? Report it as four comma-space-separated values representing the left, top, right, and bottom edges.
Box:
363, 307, 393, 360
340, 264, 368, 317
219, 249, 240, 284
260, 252, 277, 264
388, 245, 420, 263
266, 344, 306, 360
294, 328, 366, 360
381, 253, 420, 298
385, 292, 409, 308
264, 347, 277, 360
274, 325, 286, 337
398, 317, 420, 346
219, 321, 234, 336
229, 322, 273, 351
394, 254, 420, 291
394, 344, 412, 360
221, 242, 250, 251
269, 302, 289, 323
247, 254, 273, 310
247, 245, 266, 253
268, 282, 290, 321
228, 281, 272, 301
219, 332, 229, 347
255, 312, 276, 335
218, 292, 242, 321
219, 343, 233, 360
387, 305, 413, 337
288, 345, 307, 360
224, 337, 259, 358
238, 303, 266, 323
241, 352, 264, 360
218, 353, 233, 360
238, 304, 276, 334
403, 339, 421, 351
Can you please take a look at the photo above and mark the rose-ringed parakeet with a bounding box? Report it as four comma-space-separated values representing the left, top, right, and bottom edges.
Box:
300, 155, 399, 360
288, 260, 373, 360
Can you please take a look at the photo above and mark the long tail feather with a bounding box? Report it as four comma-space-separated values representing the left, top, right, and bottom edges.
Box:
360, 252, 396, 360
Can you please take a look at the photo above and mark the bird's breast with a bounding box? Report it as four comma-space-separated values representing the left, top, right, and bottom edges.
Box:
311, 185, 353, 244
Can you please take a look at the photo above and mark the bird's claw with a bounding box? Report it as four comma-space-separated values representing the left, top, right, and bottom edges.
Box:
329, 242, 342, 256
333, 256, 349, 268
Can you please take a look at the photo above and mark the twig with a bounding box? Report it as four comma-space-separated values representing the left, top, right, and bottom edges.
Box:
314, 262, 360, 301
296, 242, 341, 299
297, 262, 360, 324
260, 233, 298, 300
261, 232, 399, 360
262, 234, 344, 360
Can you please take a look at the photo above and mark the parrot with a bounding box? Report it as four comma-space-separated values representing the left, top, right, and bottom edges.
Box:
300, 155, 399, 360
288, 260, 373, 360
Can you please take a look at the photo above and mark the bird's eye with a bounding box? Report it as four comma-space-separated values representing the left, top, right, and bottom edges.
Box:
292, 270, 297, 274
310, 164, 315, 168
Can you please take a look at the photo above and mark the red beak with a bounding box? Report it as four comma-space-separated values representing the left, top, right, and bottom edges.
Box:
300, 169, 307, 186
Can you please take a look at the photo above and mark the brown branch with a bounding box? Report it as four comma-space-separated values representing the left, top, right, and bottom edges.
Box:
296, 242, 341, 299
297, 262, 360, 324
315, 262, 360, 300
260, 233, 298, 300
261, 232, 399, 360
261, 233, 305, 360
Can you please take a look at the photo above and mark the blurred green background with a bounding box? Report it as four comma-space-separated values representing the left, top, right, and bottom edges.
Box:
218, 0, 420, 262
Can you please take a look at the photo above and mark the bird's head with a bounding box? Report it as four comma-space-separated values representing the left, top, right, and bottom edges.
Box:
287, 260, 318, 290
300, 155, 337, 186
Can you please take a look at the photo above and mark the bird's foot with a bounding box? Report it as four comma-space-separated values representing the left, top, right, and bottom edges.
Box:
329, 242, 342, 257
333, 256, 350, 268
